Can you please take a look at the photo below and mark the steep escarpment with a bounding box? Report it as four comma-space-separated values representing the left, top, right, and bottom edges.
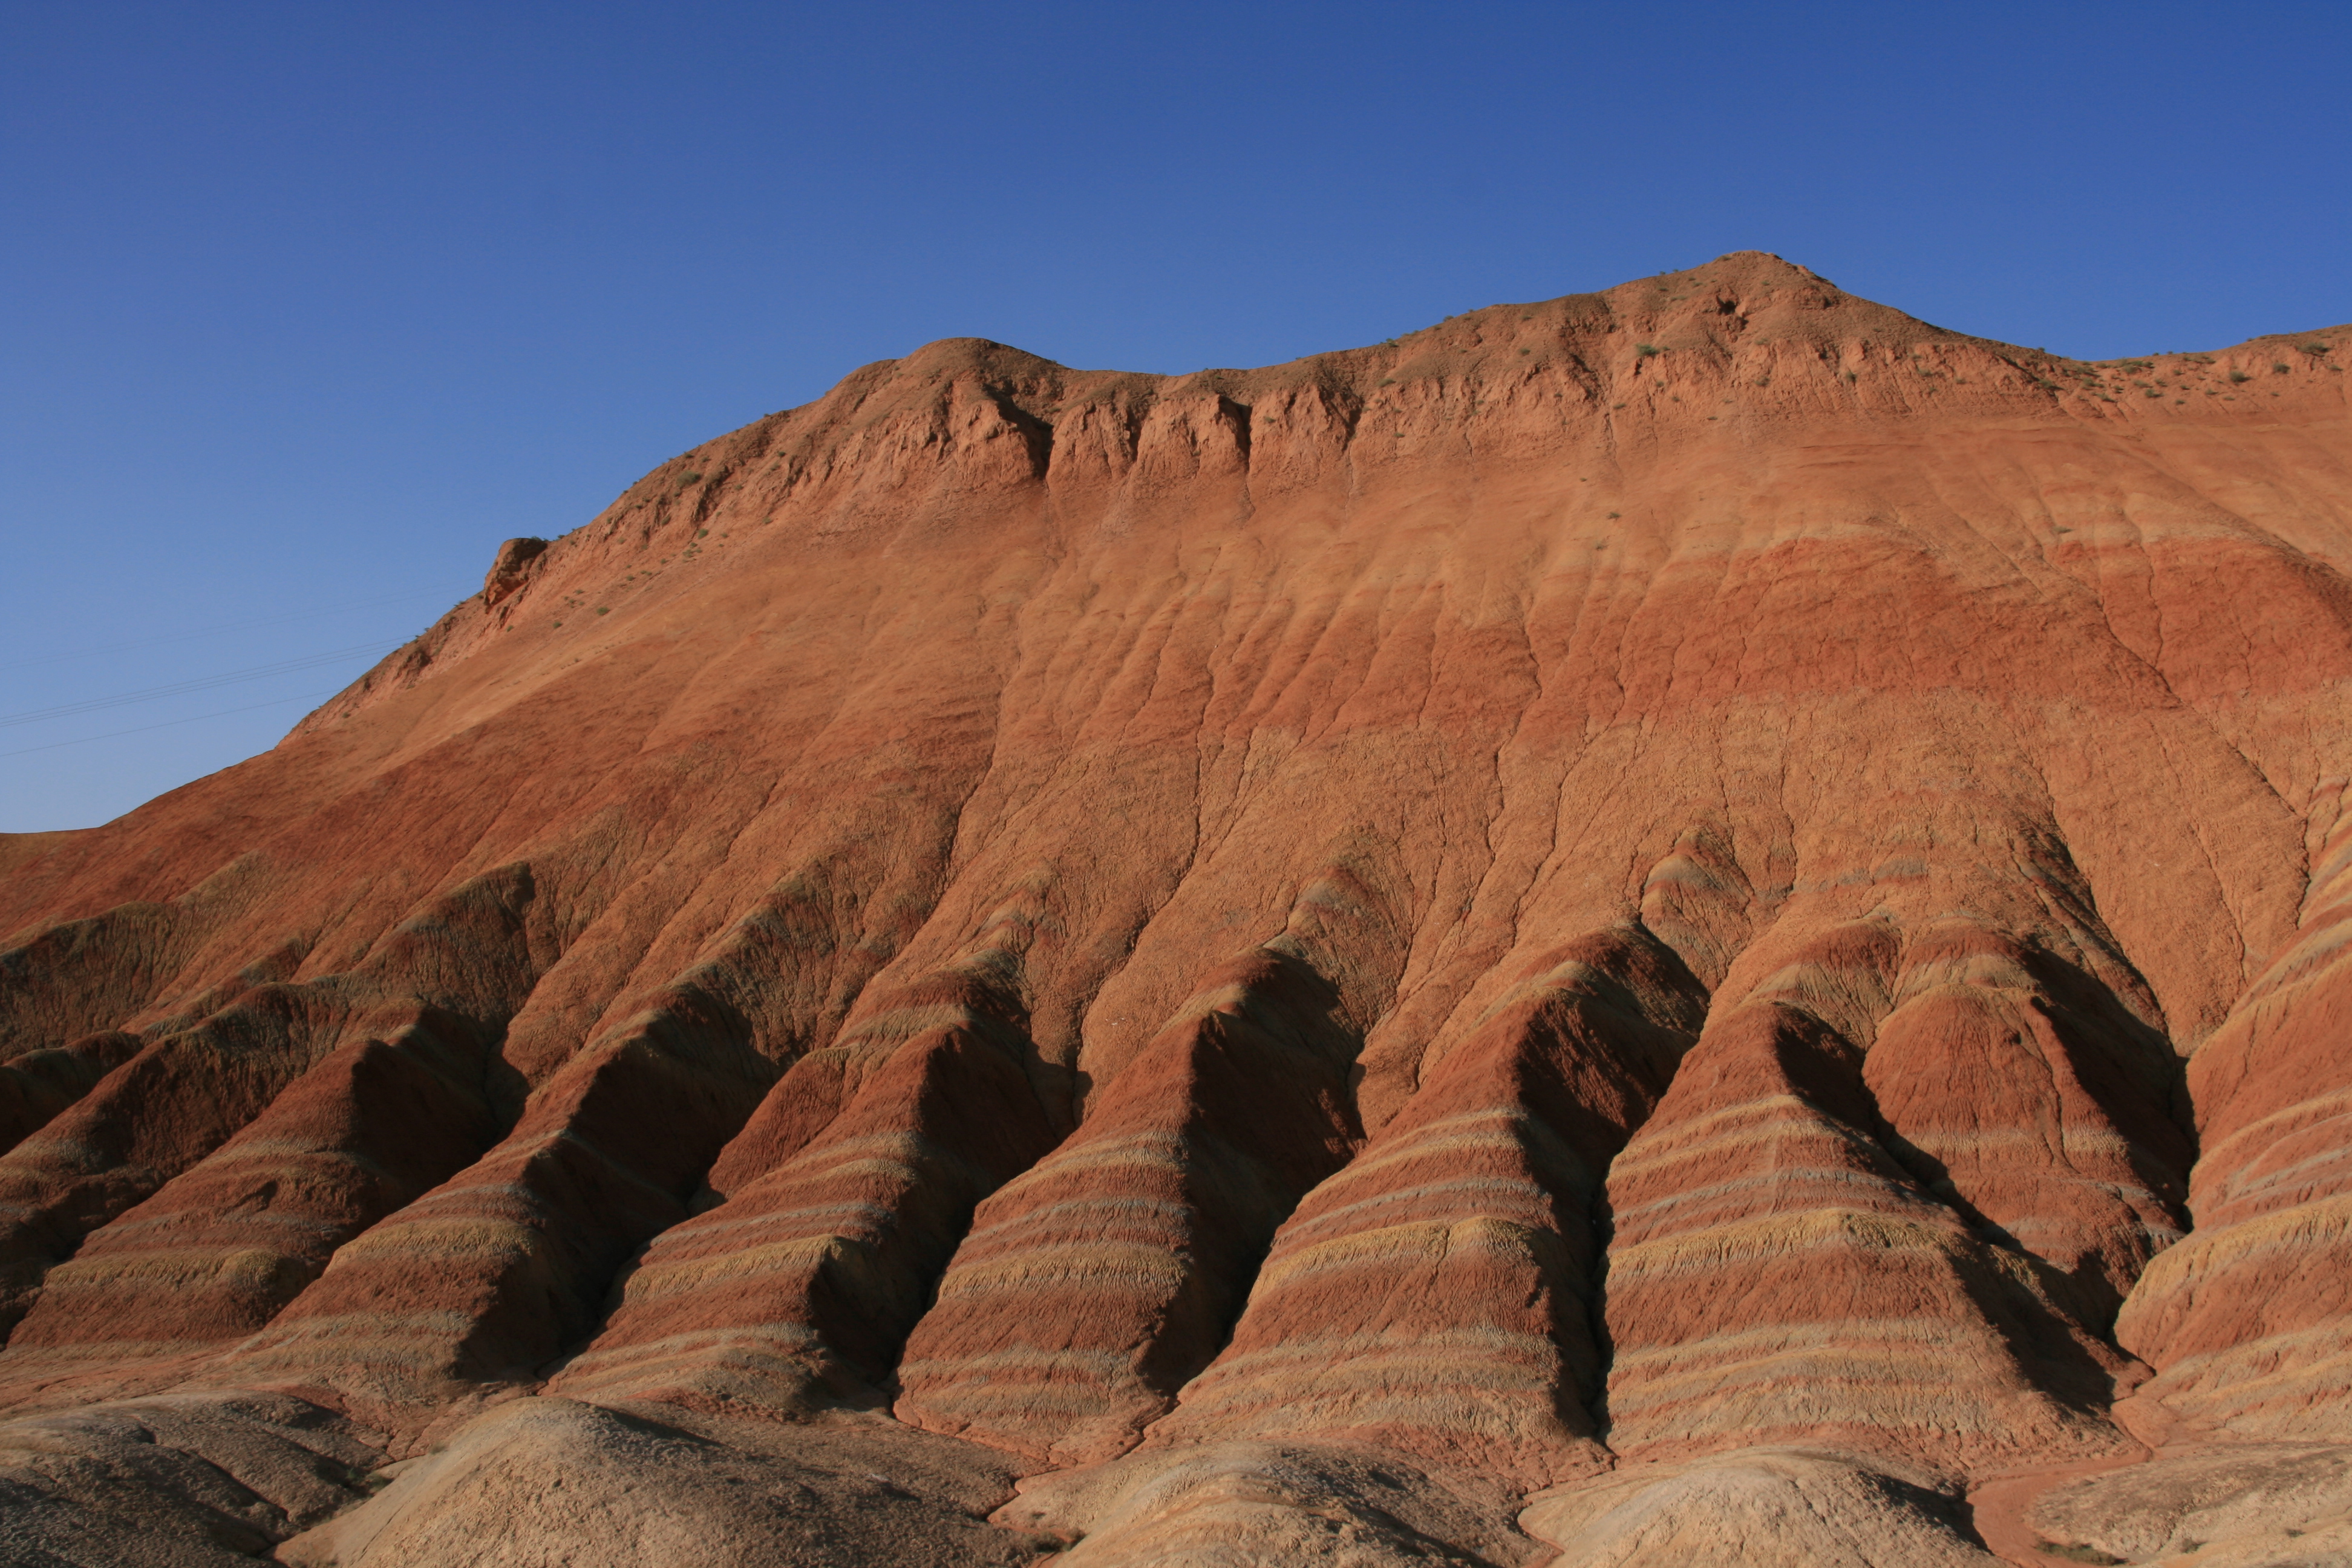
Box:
1, 253, 2349, 1564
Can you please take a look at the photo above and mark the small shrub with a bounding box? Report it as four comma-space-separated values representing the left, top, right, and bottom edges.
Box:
2274, 363, 2292, 373
596, 607, 610, 615
1635, 344, 1661, 358
680, 471, 702, 483
2229, 370, 2252, 383
2035, 1542, 2123, 1566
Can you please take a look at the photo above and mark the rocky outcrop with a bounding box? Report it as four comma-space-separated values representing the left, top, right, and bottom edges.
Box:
479, 537, 549, 606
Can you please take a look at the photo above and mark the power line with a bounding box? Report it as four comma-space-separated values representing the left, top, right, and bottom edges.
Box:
0, 641, 402, 729
0, 690, 341, 760
0, 586, 470, 673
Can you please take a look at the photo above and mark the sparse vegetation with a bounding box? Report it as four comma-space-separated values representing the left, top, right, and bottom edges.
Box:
2274, 363, 2292, 374
1635, 344, 1661, 358
2230, 370, 2252, 383
2036, 1541, 2124, 1565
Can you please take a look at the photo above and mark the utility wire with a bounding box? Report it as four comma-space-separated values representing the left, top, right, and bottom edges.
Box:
0, 641, 402, 729
0, 690, 341, 760
0, 586, 469, 673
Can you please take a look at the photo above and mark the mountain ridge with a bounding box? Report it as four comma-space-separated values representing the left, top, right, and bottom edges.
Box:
1, 252, 2349, 1566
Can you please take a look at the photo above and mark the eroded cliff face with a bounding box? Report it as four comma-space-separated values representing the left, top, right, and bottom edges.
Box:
2, 252, 2349, 1565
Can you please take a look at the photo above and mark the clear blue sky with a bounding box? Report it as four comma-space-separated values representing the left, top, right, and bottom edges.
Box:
5, 1, 2347, 832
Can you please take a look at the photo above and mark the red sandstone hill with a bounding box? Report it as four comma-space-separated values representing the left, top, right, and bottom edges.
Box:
2, 252, 2350, 1566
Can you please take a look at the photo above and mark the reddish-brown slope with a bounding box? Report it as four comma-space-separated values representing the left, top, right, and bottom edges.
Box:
1140, 926, 1702, 1491
0, 254, 2348, 1559
546, 962, 1059, 1416
2117, 790, 2352, 1437
894, 940, 1373, 1466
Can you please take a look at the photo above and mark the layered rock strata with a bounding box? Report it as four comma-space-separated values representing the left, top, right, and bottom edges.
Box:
2118, 791, 2352, 1437
0, 253, 2346, 1561
1140, 927, 1702, 1489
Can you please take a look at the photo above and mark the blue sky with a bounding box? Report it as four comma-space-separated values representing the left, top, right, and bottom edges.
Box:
4, 1, 2347, 831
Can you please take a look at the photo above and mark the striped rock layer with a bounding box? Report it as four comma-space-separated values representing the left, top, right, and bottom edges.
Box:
2118, 789, 2352, 1436
1140, 926, 1702, 1489
0, 253, 2347, 1530
1600, 998, 2134, 1472
546, 963, 1059, 1415
894, 944, 1371, 1466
